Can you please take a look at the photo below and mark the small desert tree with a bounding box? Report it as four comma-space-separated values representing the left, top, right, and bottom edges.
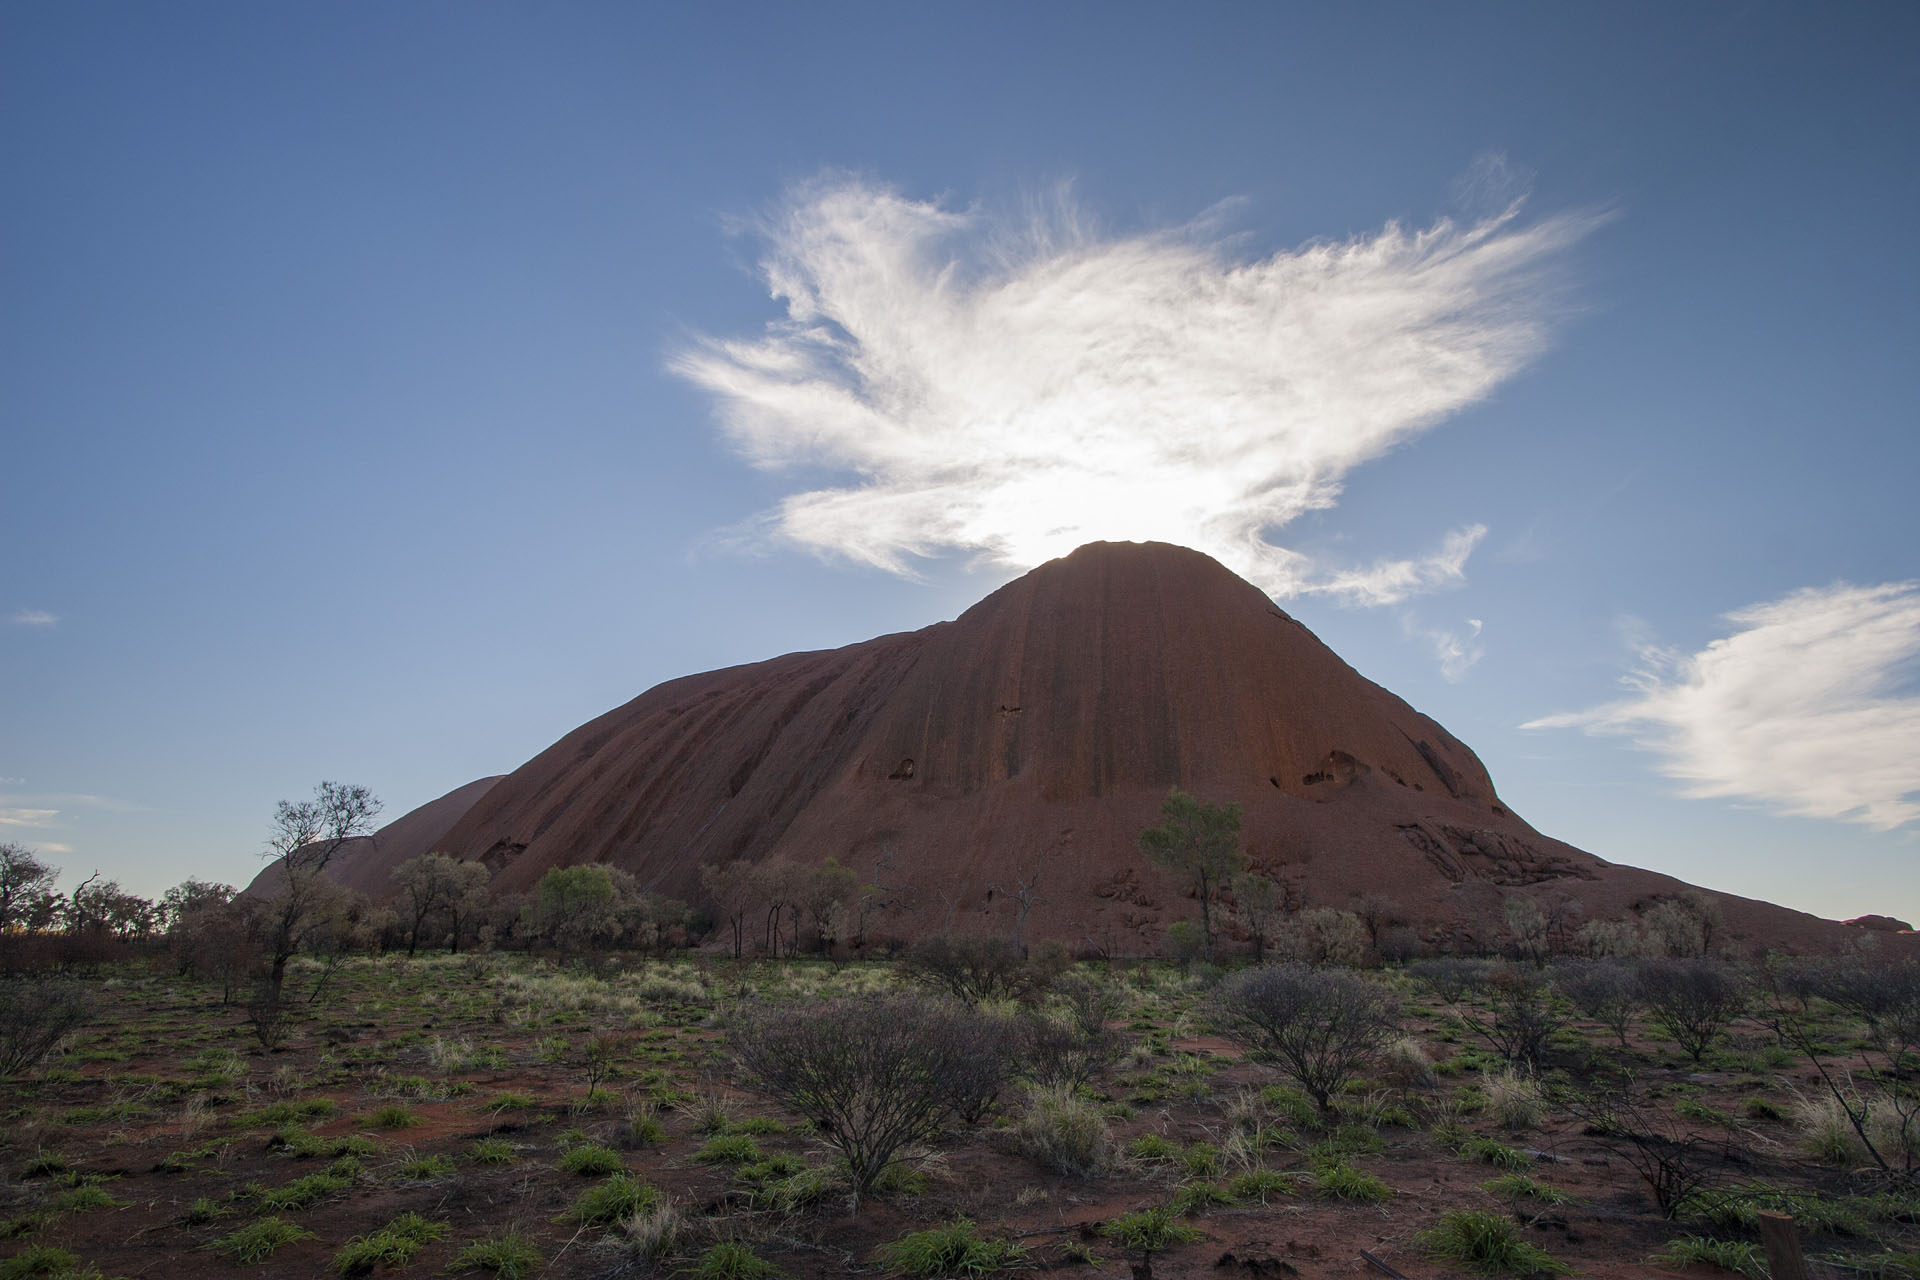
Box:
1214, 962, 1402, 1112
1231, 872, 1284, 962
700, 859, 757, 959
255, 781, 381, 1000
1635, 957, 1746, 1062
391, 853, 490, 956
1138, 789, 1246, 960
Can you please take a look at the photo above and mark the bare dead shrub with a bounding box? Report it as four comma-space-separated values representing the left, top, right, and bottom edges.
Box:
1635, 958, 1745, 1062
1550, 957, 1640, 1048
1017, 1012, 1121, 1093
0, 977, 92, 1075
900, 935, 1067, 1005
1458, 962, 1562, 1066
729, 994, 1013, 1195
1213, 962, 1401, 1112
1411, 957, 1491, 1004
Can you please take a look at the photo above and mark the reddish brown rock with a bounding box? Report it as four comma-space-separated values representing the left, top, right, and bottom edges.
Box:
374, 540, 1858, 954
1844, 914, 1915, 934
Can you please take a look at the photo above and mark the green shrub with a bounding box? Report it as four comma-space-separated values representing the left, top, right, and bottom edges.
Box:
1419, 1209, 1570, 1275
209, 1217, 317, 1264
449, 1234, 542, 1279
877, 1219, 1028, 1275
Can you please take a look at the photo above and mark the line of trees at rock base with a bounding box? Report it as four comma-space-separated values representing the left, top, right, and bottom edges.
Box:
1, 786, 1750, 982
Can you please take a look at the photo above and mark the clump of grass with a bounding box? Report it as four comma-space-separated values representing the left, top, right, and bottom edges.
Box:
1127, 1133, 1179, 1162
1226, 1168, 1297, 1203
54, 1183, 124, 1212
331, 1211, 448, 1274
1649, 1235, 1765, 1278
468, 1137, 518, 1166
559, 1172, 659, 1226
364, 1104, 419, 1130
481, 1092, 538, 1114
557, 1143, 625, 1176
450, 1233, 541, 1278
1741, 1094, 1790, 1122
1418, 1209, 1570, 1275
1167, 1181, 1234, 1216
1178, 1142, 1222, 1178
395, 1152, 456, 1180
181, 1197, 228, 1226
1482, 1173, 1571, 1205
252, 1168, 354, 1211
877, 1219, 1028, 1276
1483, 1068, 1546, 1130
1101, 1206, 1205, 1255
1006, 1084, 1116, 1178
209, 1217, 317, 1264
1458, 1137, 1529, 1170
691, 1134, 763, 1165
684, 1240, 780, 1280
1310, 1160, 1393, 1204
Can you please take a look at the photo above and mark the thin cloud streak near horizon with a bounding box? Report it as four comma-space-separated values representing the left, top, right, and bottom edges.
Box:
8, 610, 57, 627
1526, 582, 1920, 831
673, 175, 1599, 605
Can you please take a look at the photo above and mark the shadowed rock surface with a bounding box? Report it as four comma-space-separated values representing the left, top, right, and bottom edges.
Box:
326, 540, 1855, 953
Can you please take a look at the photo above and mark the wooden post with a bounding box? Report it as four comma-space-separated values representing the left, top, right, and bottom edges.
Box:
1757, 1211, 1809, 1280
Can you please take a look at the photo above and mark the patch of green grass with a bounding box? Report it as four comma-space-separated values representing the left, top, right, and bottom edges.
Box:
1419, 1209, 1571, 1275
1101, 1206, 1205, 1254
877, 1219, 1028, 1276
558, 1172, 659, 1226
1482, 1173, 1571, 1205
0, 1211, 51, 1239
182, 1197, 228, 1226
1127, 1133, 1178, 1161
209, 1216, 317, 1264
251, 1168, 354, 1211
364, 1104, 418, 1130
395, 1152, 456, 1180
237, 1099, 338, 1128
270, 1128, 375, 1159
0, 1245, 82, 1279
480, 1092, 538, 1113
1226, 1169, 1298, 1203
448, 1234, 542, 1279
1741, 1095, 1790, 1122
1458, 1137, 1529, 1170
556, 1143, 625, 1176
1310, 1161, 1393, 1204
468, 1137, 518, 1165
1167, 1181, 1234, 1216
331, 1211, 448, 1274
1177, 1142, 1222, 1178
693, 1133, 764, 1165
1649, 1235, 1765, 1278
685, 1241, 780, 1280
54, 1183, 124, 1212
19, 1152, 67, 1179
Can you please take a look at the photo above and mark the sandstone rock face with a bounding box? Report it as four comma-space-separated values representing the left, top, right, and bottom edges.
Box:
399, 540, 1852, 953
245, 775, 506, 901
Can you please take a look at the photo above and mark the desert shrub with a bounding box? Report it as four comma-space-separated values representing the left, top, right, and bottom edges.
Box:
1418, 1209, 1569, 1275
449, 1234, 542, 1279
1767, 955, 1920, 1175
877, 1219, 1028, 1276
1460, 963, 1562, 1066
209, 1217, 316, 1263
1276, 908, 1370, 967
331, 1212, 447, 1274
1636, 958, 1746, 1061
1561, 1090, 1715, 1217
1550, 957, 1640, 1047
730, 994, 1012, 1195
1006, 1083, 1115, 1177
900, 935, 1067, 1004
1213, 962, 1401, 1111
0, 978, 92, 1075
1377, 1036, 1434, 1088
1017, 1011, 1121, 1092
1411, 957, 1491, 1004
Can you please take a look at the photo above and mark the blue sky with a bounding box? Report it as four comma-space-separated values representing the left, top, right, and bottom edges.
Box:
4, 3, 1917, 925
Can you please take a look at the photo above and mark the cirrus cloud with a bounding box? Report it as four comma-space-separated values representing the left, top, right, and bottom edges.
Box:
1525, 582, 1920, 830
672, 174, 1599, 602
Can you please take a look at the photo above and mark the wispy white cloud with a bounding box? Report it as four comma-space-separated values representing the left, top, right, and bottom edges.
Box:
8, 609, 57, 627
0, 808, 58, 830
1406, 615, 1486, 682
673, 174, 1599, 602
1525, 582, 1920, 830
